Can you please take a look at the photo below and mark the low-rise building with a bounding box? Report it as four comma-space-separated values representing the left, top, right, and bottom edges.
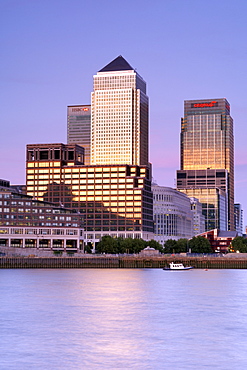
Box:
0, 186, 84, 253
199, 229, 238, 253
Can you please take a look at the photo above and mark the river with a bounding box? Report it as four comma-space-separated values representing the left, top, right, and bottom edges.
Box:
1, 268, 247, 369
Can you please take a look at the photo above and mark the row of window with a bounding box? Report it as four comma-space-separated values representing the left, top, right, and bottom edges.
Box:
0, 228, 79, 235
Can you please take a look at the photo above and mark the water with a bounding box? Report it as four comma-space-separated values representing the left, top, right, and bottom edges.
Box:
1, 268, 247, 369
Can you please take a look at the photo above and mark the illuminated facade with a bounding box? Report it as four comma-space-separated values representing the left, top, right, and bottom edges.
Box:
177, 99, 234, 231
67, 105, 91, 165
91, 56, 149, 166
26, 144, 153, 244
26, 57, 153, 245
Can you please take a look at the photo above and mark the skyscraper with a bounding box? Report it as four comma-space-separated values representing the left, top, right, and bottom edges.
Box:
67, 105, 91, 165
177, 98, 234, 231
91, 56, 149, 166
26, 57, 154, 245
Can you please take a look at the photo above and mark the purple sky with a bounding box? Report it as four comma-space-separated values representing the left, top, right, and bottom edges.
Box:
1, 0, 247, 227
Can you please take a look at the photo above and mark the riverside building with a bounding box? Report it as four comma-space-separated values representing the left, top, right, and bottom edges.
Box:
152, 185, 194, 245
0, 185, 84, 252
26, 143, 153, 244
177, 99, 234, 231
26, 55, 153, 246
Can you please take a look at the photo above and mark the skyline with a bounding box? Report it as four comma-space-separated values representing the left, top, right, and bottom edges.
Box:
1, 0, 247, 226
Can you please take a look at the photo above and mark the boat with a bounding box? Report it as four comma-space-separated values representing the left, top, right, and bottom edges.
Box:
163, 262, 193, 270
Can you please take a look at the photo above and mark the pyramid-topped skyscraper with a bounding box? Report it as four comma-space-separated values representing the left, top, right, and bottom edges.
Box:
98, 55, 134, 72
91, 56, 149, 166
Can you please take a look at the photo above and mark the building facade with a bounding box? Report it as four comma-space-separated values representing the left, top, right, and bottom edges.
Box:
177, 169, 228, 230
199, 229, 237, 253
177, 98, 234, 231
67, 105, 91, 165
26, 57, 153, 245
152, 185, 193, 245
190, 197, 205, 235
91, 56, 149, 166
26, 143, 153, 245
0, 186, 84, 252
234, 203, 243, 235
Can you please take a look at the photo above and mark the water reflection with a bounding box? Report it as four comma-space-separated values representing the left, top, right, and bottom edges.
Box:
1, 269, 247, 369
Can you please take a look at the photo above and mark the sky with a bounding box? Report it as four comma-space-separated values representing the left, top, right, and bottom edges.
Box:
1, 0, 247, 226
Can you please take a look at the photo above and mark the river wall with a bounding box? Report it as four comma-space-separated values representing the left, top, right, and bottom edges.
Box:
2, 255, 247, 269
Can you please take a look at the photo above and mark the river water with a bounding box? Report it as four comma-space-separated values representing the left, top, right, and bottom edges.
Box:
1, 268, 247, 369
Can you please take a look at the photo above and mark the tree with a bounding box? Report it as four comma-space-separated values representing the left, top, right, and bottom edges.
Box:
146, 239, 164, 253
163, 239, 178, 254
84, 243, 93, 254
96, 236, 118, 254
176, 238, 189, 253
188, 236, 213, 254
231, 237, 247, 253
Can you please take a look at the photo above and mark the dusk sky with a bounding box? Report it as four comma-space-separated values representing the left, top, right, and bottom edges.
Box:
1, 0, 247, 226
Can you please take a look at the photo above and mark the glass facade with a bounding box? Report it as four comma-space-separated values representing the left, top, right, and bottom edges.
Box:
179, 187, 227, 231
178, 99, 234, 231
67, 105, 91, 165
26, 144, 153, 243
25, 57, 153, 244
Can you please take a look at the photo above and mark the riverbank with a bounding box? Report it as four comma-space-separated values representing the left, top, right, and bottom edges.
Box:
1, 255, 247, 269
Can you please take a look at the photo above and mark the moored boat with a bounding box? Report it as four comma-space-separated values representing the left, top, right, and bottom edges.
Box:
163, 262, 193, 271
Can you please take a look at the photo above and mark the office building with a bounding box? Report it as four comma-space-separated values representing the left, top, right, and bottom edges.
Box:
190, 197, 205, 235
26, 57, 153, 245
67, 105, 91, 165
177, 169, 228, 230
152, 185, 194, 245
177, 98, 234, 231
26, 143, 153, 245
91, 56, 149, 166
0, 184, 84, 252
234, 203, 243, 235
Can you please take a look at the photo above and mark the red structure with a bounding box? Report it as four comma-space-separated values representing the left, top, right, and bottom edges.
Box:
199, 229, 238, 253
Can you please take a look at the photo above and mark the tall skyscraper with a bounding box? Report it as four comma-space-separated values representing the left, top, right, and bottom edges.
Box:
26, 57, 154, 245
177, 98, 234, 231
67, 105, 91, 165
91, 56, 149, 166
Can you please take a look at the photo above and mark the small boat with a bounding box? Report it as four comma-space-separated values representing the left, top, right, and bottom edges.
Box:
163, 262, 193, 271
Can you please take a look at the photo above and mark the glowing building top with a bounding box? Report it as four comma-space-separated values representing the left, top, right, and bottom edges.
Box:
91, 56, 149, 166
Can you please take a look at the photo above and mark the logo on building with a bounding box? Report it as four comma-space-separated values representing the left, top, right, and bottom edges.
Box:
192, 101, 218, 108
